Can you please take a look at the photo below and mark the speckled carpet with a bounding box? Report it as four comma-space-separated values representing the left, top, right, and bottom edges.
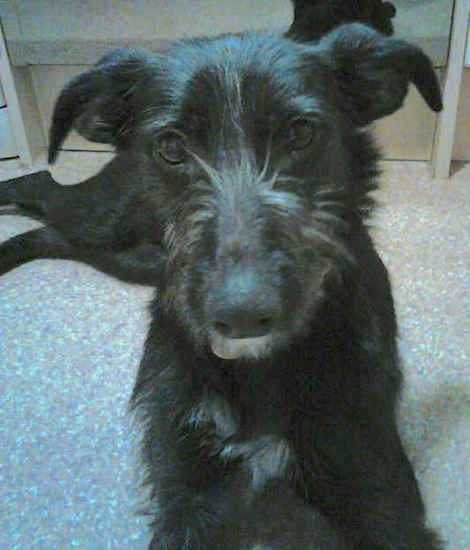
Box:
1, 155, 469, 549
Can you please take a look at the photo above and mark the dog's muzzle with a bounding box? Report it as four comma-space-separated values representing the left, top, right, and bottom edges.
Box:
205, 260, 282, 359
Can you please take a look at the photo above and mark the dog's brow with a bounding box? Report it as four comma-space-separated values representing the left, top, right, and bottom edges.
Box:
289, 95, 324, 117
140, 112, 179, 135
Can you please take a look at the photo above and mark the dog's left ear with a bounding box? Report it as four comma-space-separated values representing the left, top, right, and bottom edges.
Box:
315, 23, 442, 125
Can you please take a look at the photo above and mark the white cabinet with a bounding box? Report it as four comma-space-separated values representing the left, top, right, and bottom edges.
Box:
1, 78, 19, 159
0, 78, 18, 159
0, 23, 45, 179
0, 31, 19, 160
0, 107, 18, 157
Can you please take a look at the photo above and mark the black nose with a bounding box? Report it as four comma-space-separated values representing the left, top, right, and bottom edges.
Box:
210, 268, 281, 339
213, 310, 276, 339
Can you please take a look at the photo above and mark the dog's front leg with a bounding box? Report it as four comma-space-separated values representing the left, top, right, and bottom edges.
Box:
1, 168, 168, 283
0, 171, 60, 214
130, 317, 230, 549
0, 164, 145, 248
0, 226, 77, 275
294, 410, 443, 549
229, 482, 350, 550
0, 225, 167, 284
148, 485, 350, 550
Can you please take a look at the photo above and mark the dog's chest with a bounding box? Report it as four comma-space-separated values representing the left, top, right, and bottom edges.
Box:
188, 393, 292, 490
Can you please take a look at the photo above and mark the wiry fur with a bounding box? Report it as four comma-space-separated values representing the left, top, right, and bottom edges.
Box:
0, 11, 444, 550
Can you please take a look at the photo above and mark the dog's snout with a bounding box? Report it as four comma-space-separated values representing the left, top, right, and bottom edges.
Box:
210, 268, 281, 339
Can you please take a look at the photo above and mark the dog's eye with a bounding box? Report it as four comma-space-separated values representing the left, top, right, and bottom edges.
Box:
286, 119, 315, 151
156, 131, 187, 165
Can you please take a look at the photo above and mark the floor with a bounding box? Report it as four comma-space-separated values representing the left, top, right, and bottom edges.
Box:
0, 154, 469, 549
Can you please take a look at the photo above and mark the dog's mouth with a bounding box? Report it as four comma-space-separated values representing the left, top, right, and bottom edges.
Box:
209, 333, 273, 360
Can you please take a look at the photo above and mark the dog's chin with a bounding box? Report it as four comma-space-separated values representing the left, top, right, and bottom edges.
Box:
209, 332, 273, 361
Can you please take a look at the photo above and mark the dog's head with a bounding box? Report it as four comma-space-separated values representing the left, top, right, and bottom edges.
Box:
49, 24, 441, 360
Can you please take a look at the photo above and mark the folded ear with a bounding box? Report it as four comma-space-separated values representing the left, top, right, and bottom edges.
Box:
48, 48, 156, 164
315, 23, 442, 126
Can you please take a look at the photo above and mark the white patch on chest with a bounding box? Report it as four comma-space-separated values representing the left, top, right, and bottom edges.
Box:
187, 392, 238, 438
221, 435, 292, 490
188, 393, 292, 490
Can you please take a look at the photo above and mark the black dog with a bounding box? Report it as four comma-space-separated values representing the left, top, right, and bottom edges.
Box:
287, 0, 397, 40
1, 7, 444, 550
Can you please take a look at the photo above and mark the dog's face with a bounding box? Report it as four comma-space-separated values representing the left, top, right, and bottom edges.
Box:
49, 24, 441, 360
143, 33, 358, 361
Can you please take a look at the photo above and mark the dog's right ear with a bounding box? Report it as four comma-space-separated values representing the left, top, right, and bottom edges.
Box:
314, 23, 442, 126
48, 49, 156, 164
